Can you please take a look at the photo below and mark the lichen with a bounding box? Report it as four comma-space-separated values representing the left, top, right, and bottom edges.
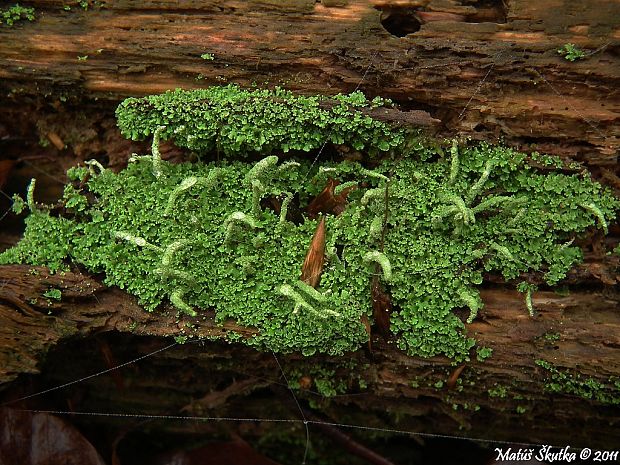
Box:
1, 88, 618, 360
0, 3, 35, 27
536, 360, 620, 405
115, 84, 408, 157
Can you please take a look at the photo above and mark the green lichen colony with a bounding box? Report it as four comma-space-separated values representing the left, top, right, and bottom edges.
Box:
1, 86, 618, 360
115, 85, 406, 156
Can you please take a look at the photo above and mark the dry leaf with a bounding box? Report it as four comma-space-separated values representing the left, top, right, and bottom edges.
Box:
307, 178, 356, 219
447, 364, 466, 390
300, 216, 326, 288
0, 407, 106, 465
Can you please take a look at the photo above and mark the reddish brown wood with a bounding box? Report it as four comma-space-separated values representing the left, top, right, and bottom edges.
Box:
0, 0, 618, 162
0, 0, 619, 455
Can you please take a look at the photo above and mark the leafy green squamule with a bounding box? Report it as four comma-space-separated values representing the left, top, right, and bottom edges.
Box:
2, 89, 618, 360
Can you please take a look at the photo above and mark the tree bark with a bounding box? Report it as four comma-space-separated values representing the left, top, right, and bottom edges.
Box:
1, 0, 619, 459
0, 0, 618, 162
1, 262, 619, 452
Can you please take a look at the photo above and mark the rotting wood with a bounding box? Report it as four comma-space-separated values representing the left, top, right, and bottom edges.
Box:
0, 0, 618, 162
0, 263, 619, 449
0, 0, 619, 455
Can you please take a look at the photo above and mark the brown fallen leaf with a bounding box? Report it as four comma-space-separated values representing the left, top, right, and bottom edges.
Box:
300, 216, 326, 288
46, 132, 65, 150
447, 364, 466, 390
0, 407, 106, 465
306, 178, 356, 219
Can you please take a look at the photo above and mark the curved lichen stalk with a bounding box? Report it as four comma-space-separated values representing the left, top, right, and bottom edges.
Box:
279, 284, 341, 318
472, 196, 521, 214
458, 287, 481, 324
361, 188, 385, 207
580, 202, 608, 234
170, 288, 196, 317
156, 239, 195, 282
517, 282, 538, 317
114, 231, 162, 252
334, 181, 359, 196
293, 280, 329, 303
448, 139, 460, 185
279, 192, 294, 225
26, 178, 37, 212
466, 159, 495, 204
368, 215, 383, 242
244, 155, 279, 185
244, 156, 291, 218
224, 212, 258, 244
363, 251, 392, 283
164, 169, 222, 216
85, 159, 106, 176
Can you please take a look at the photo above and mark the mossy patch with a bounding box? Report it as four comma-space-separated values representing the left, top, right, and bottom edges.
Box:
115, 84, 407, 157
536, 360, 620, 405
0, 4, 35, 26
2, 87, 618, 360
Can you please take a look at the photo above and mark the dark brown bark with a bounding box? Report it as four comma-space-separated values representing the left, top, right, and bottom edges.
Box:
0, 262, 619, 451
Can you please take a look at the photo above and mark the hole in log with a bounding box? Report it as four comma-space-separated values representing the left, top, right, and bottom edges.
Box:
377, 7, 422, 37
376, 0, 507, 37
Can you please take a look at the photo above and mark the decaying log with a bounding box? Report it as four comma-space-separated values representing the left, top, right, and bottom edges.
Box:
0, 0, 619, 459
0, 263, 619, 450
0, 0, 618, 162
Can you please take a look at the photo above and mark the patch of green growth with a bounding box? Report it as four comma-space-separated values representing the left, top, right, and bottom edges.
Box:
200, 53, 214, 61
63, 1, 103, 11
174, 335, 188, 344
1, 88, 618, 358
536, 360, 620, 405
286, 364, 354, 398
434, 380, 444, 389
0, 4, 35, 26
448, 396, 480, 412
43, 288, 62, 300
77, 55, 88, 61
115, 84, 409, 157
517, 282, 538, 317
543, 332, 560, 343
516, 405, 527, 414
557, 43, 586, 62
476, 346, 493, 362
488, 384, 508, 398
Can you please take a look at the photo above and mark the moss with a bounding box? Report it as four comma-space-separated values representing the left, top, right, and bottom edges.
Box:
487, 385, 508, 398
0, 4, 35, 26
557, 43, 586, 62
2, 87, 619, 359
43, 288, 62, 301
115, 84, 409, 157
286, 360, 367, 399
476, 346, 493, 362
536, 360, 620, 405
